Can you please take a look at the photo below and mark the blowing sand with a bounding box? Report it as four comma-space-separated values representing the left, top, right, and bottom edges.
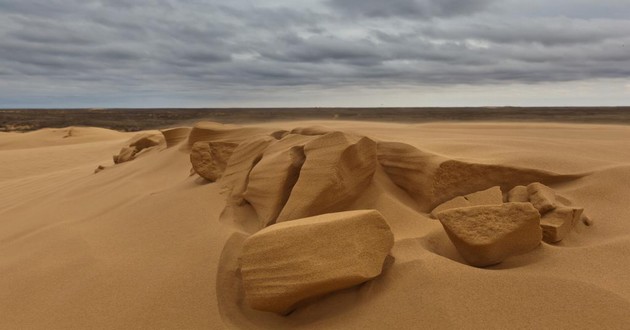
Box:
1, 121, 630, 329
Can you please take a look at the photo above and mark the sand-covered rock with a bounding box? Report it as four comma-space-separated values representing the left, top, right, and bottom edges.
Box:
190, 141, 239, 181
276, 132, 377, 222
527, 182, 557, 214
187, 122, 271, 148
113, 132, 165, 164
507, 185, 529, 202
541, 207, 584, 243
430, 186, 503, 218
161, 127, 191, 148
239, 210, 394, 314
243, 135, 314, 228
436, 203, 542, 267
377, 141, 581, 212
221, 136, 276, 205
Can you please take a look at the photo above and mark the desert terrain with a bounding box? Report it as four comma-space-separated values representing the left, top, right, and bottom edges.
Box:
1, 119, 630, 329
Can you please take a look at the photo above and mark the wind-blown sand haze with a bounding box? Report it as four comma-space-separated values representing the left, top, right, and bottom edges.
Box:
1, 121, 630, 329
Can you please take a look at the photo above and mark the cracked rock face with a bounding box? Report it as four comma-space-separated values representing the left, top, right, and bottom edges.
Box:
436, 203, 542, 267
239, 210, 394, 314
190, 141, 239, 182
243, 134, 314, 228
276, 132, 377, 222
430, 186, 503, 218
527, 182, 558, 214
541, 207, 584, 243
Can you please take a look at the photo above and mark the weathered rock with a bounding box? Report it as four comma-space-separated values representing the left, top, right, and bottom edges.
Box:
581, 213, 594, 226
430, 186, 503, 218
270, 130, 289, 140
128, 132, 164, 150
541, 207, 583, 243
377, 141, 582, 212
190, 141, 239, 181
221, 136, 276, 205
508, 185, 529, 202
276, 132, 377, 222
113, 132, 165, 164
114, 146, 137, 164
239, 210, 394, 314
243, 135, 314, 228
160, 127, 191, 148
94, 165, 106, 174
527, 182, 557, 214
436, 203, 542, 267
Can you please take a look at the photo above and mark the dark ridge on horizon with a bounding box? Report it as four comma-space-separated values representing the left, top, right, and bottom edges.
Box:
2, 107, 630, 132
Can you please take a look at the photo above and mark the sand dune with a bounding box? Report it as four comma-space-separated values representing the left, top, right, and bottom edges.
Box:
1, 121, 630, 329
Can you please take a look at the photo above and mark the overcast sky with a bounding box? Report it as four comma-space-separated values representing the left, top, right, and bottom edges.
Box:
1, 0, 630, 108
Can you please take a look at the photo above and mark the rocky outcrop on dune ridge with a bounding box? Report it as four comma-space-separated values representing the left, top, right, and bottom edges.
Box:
109, 122, 591, 315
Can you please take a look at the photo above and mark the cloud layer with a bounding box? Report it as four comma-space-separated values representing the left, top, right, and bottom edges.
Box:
1, 0, 629, 107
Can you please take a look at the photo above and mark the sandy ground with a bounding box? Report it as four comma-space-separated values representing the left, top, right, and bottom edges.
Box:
1, 121, 630, 329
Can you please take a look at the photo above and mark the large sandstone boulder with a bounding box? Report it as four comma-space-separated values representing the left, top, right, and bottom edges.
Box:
436, 203, 542, 267
276, 132, 377, 222
377, 141, 581, 212
190, 141, 239, 181
541, 207, 583, 243
239, 210, 394, 314
221, 136, 276, 205
243, 134, 315, 228
430, 186, 503, 218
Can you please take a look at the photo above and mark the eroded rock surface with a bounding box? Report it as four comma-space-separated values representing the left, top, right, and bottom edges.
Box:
431, 186, 503, 218
507, 185, 529, 202
541, 207, 584, 243
243, 134, 314, 228
276, 132, 377, 222
436, 203, 542, 267
527, 182, 557, 214
161, 127, 192, 148
377, 141, 581, 212
239, 210, 394, 314
190, 141, 239, 181
113, 132, 165, 164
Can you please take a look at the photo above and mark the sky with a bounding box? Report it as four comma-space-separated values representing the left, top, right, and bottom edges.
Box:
1, 0, 630, 108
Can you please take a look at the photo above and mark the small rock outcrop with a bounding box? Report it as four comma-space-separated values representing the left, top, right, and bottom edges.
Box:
527, 182, 558, 214
435, 203, 542, 267
276, 132, 377, 222
113, 132, 165, 164
507, 185, 529, 202
430, 186, 503, 218
190, 141, 239, 181
541, 207, 584, 243
239, 210, 394, 314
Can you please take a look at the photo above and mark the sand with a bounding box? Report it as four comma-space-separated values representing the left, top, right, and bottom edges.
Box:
1, 121, 630, 329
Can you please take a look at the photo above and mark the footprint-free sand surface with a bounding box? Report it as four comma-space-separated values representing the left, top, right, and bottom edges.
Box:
1, 121, 630, 329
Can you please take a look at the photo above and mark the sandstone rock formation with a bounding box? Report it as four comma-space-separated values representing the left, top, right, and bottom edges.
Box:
430, 186, 503, 218
435, 203, 542, 267
507, 185, 529, 202
239, 210, 394, 314
527, 182, 557, 214
290, 126, 333, 136
377, 141, 581, 212
221, 136, 276, 205
113, 132, 165, 164
276, 132, 377, 222
541, 207, 584, 243
243, 134, 314, 228
190, 141, 239, 181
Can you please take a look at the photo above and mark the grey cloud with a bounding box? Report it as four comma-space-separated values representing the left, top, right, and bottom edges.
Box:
1, 0, 630, 107
327, 0, 495, 18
